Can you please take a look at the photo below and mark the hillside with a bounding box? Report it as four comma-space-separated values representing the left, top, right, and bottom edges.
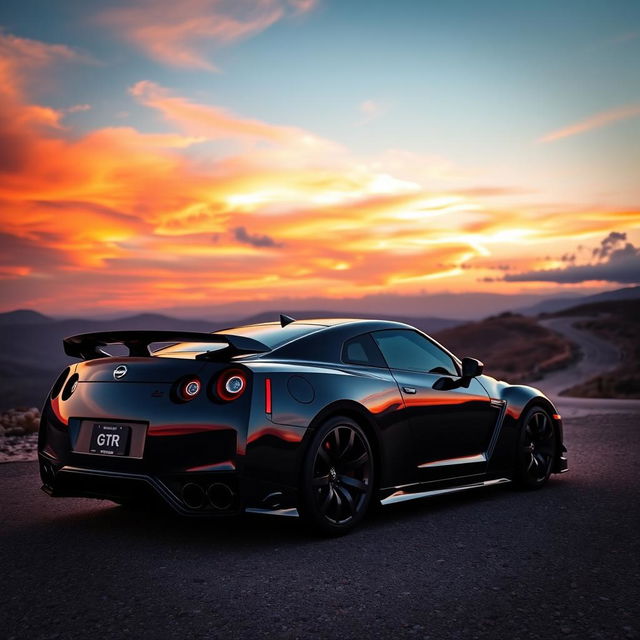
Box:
433, 313, 578, 384
517, 285, 640, 316
553, 298, 640, 398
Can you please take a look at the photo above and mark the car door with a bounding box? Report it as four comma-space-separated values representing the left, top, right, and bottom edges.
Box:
371, 329, 501, 483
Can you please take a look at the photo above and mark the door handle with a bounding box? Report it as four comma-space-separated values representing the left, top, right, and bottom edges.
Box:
402, 386, 417, 394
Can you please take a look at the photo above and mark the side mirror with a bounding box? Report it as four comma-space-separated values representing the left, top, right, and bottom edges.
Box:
461, 357, 484, 378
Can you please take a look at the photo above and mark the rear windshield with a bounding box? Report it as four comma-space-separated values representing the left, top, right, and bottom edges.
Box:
154, 323, 325, 355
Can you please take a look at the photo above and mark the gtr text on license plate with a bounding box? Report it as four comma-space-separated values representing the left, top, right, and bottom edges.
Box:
89, 423, 131, 456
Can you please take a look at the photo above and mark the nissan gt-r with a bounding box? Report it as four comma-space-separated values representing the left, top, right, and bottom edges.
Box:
38, 315, 568, 534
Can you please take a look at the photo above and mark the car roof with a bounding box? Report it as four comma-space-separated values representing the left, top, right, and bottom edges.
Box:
245, 318, 418, 363
217, 318, 414, 347
230, 318, 390, 328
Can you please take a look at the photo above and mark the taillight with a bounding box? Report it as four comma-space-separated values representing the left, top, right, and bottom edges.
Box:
61, 373, 79, 401
215, 369, 247, 402
265, 378, 272, 414
177, 377, 202, 402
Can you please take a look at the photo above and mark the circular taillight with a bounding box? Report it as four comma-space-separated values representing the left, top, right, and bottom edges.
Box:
61, 373, 79, 401
178, 378, 201, 401
215, 370, 247, 402
225, 375, 245, 395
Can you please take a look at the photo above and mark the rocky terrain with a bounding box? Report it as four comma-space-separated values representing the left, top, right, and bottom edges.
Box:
0, 407, 41, 436
0, 408, 41, 463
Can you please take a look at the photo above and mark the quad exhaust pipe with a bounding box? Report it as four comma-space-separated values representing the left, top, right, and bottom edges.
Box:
181, 482, 235, 511
41, 461, 56, 487
207, 483, 234, 510
181, 482, 206, 509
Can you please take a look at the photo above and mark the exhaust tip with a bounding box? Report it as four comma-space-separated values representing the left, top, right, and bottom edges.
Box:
41, 462, 55, 486
181, 483, 205, 509
262, 491, 283, 509
207, 483, 235, 510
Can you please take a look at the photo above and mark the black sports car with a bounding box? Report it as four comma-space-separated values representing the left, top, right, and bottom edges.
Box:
38, 316, 568, 534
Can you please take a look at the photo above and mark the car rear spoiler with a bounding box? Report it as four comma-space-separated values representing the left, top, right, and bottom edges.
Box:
63, 331, 271, 361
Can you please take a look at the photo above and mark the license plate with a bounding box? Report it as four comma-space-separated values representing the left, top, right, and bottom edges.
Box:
89, 423, 131, 456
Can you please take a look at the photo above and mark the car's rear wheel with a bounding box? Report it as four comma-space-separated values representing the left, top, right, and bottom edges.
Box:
515, 406, 557, 489
299, 416, 374, 535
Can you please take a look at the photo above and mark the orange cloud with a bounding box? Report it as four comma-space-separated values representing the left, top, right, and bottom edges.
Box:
99, 0, 317, 70
538, 103, 640, 143
0, 31, 82, 97
130, 81, 327, 147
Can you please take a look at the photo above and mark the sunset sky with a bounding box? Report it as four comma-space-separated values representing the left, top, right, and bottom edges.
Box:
0, 0, 639, 317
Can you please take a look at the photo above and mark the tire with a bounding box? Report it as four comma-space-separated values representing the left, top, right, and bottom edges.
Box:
298, 416, 375, 535
514, 406, 557, 489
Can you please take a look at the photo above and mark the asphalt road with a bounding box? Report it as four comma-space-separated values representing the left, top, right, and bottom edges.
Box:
1, 412, 639, 640
538, 317, 621, 396
536, 317, 640, 419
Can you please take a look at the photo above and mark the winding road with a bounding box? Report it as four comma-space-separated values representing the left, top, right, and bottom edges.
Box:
537, 316, 640, 417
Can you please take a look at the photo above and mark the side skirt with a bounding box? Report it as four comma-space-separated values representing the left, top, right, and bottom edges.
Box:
246, 477, 511, 518
380, 477, 511, 506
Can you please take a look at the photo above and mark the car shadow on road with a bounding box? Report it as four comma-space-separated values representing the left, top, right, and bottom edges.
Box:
17, 478, 571, 551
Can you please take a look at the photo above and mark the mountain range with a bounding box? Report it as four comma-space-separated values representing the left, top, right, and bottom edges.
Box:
1, 285, 638, 409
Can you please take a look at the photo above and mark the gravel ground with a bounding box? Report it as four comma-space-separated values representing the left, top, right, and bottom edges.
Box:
0, 433, 39, 462
0, 413, 639, 640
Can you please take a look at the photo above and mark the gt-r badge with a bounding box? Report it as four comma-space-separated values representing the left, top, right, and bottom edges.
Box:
113, 365, 128, 380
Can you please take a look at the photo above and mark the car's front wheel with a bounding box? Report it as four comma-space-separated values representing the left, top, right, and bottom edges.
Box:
515, 406, 557, 489
298, 416, 374, 535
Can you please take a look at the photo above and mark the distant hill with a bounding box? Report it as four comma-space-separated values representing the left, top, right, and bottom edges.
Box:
552, 296, 640, 318
151, 291, 576, 322
518, 286, 640, 316
0, 313, 224, 409
433, 313, 577, 384
0, 309, 52, 326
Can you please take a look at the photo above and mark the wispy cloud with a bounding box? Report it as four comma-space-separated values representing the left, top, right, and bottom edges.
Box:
130, 80, 330, 147
357, 99, 387, 125
65, 104, 91, 114
611, 31, 640, 45
538, 103, 640, 143
99, 0, 317, 70
0, 30, 84, 98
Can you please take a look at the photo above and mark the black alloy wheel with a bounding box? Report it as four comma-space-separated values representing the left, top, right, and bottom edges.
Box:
515, 407, 557, 489
299, 416, 374, 534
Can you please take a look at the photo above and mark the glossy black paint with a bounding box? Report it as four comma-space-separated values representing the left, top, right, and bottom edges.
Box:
38, 318, 568, 519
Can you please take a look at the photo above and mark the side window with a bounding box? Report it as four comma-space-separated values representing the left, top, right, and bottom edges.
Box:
372, 329, 458, 375
342, 333, 387, 368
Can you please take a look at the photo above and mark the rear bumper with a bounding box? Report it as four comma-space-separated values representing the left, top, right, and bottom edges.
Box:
38, 398, 304, 515
39, 453, 246, 516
